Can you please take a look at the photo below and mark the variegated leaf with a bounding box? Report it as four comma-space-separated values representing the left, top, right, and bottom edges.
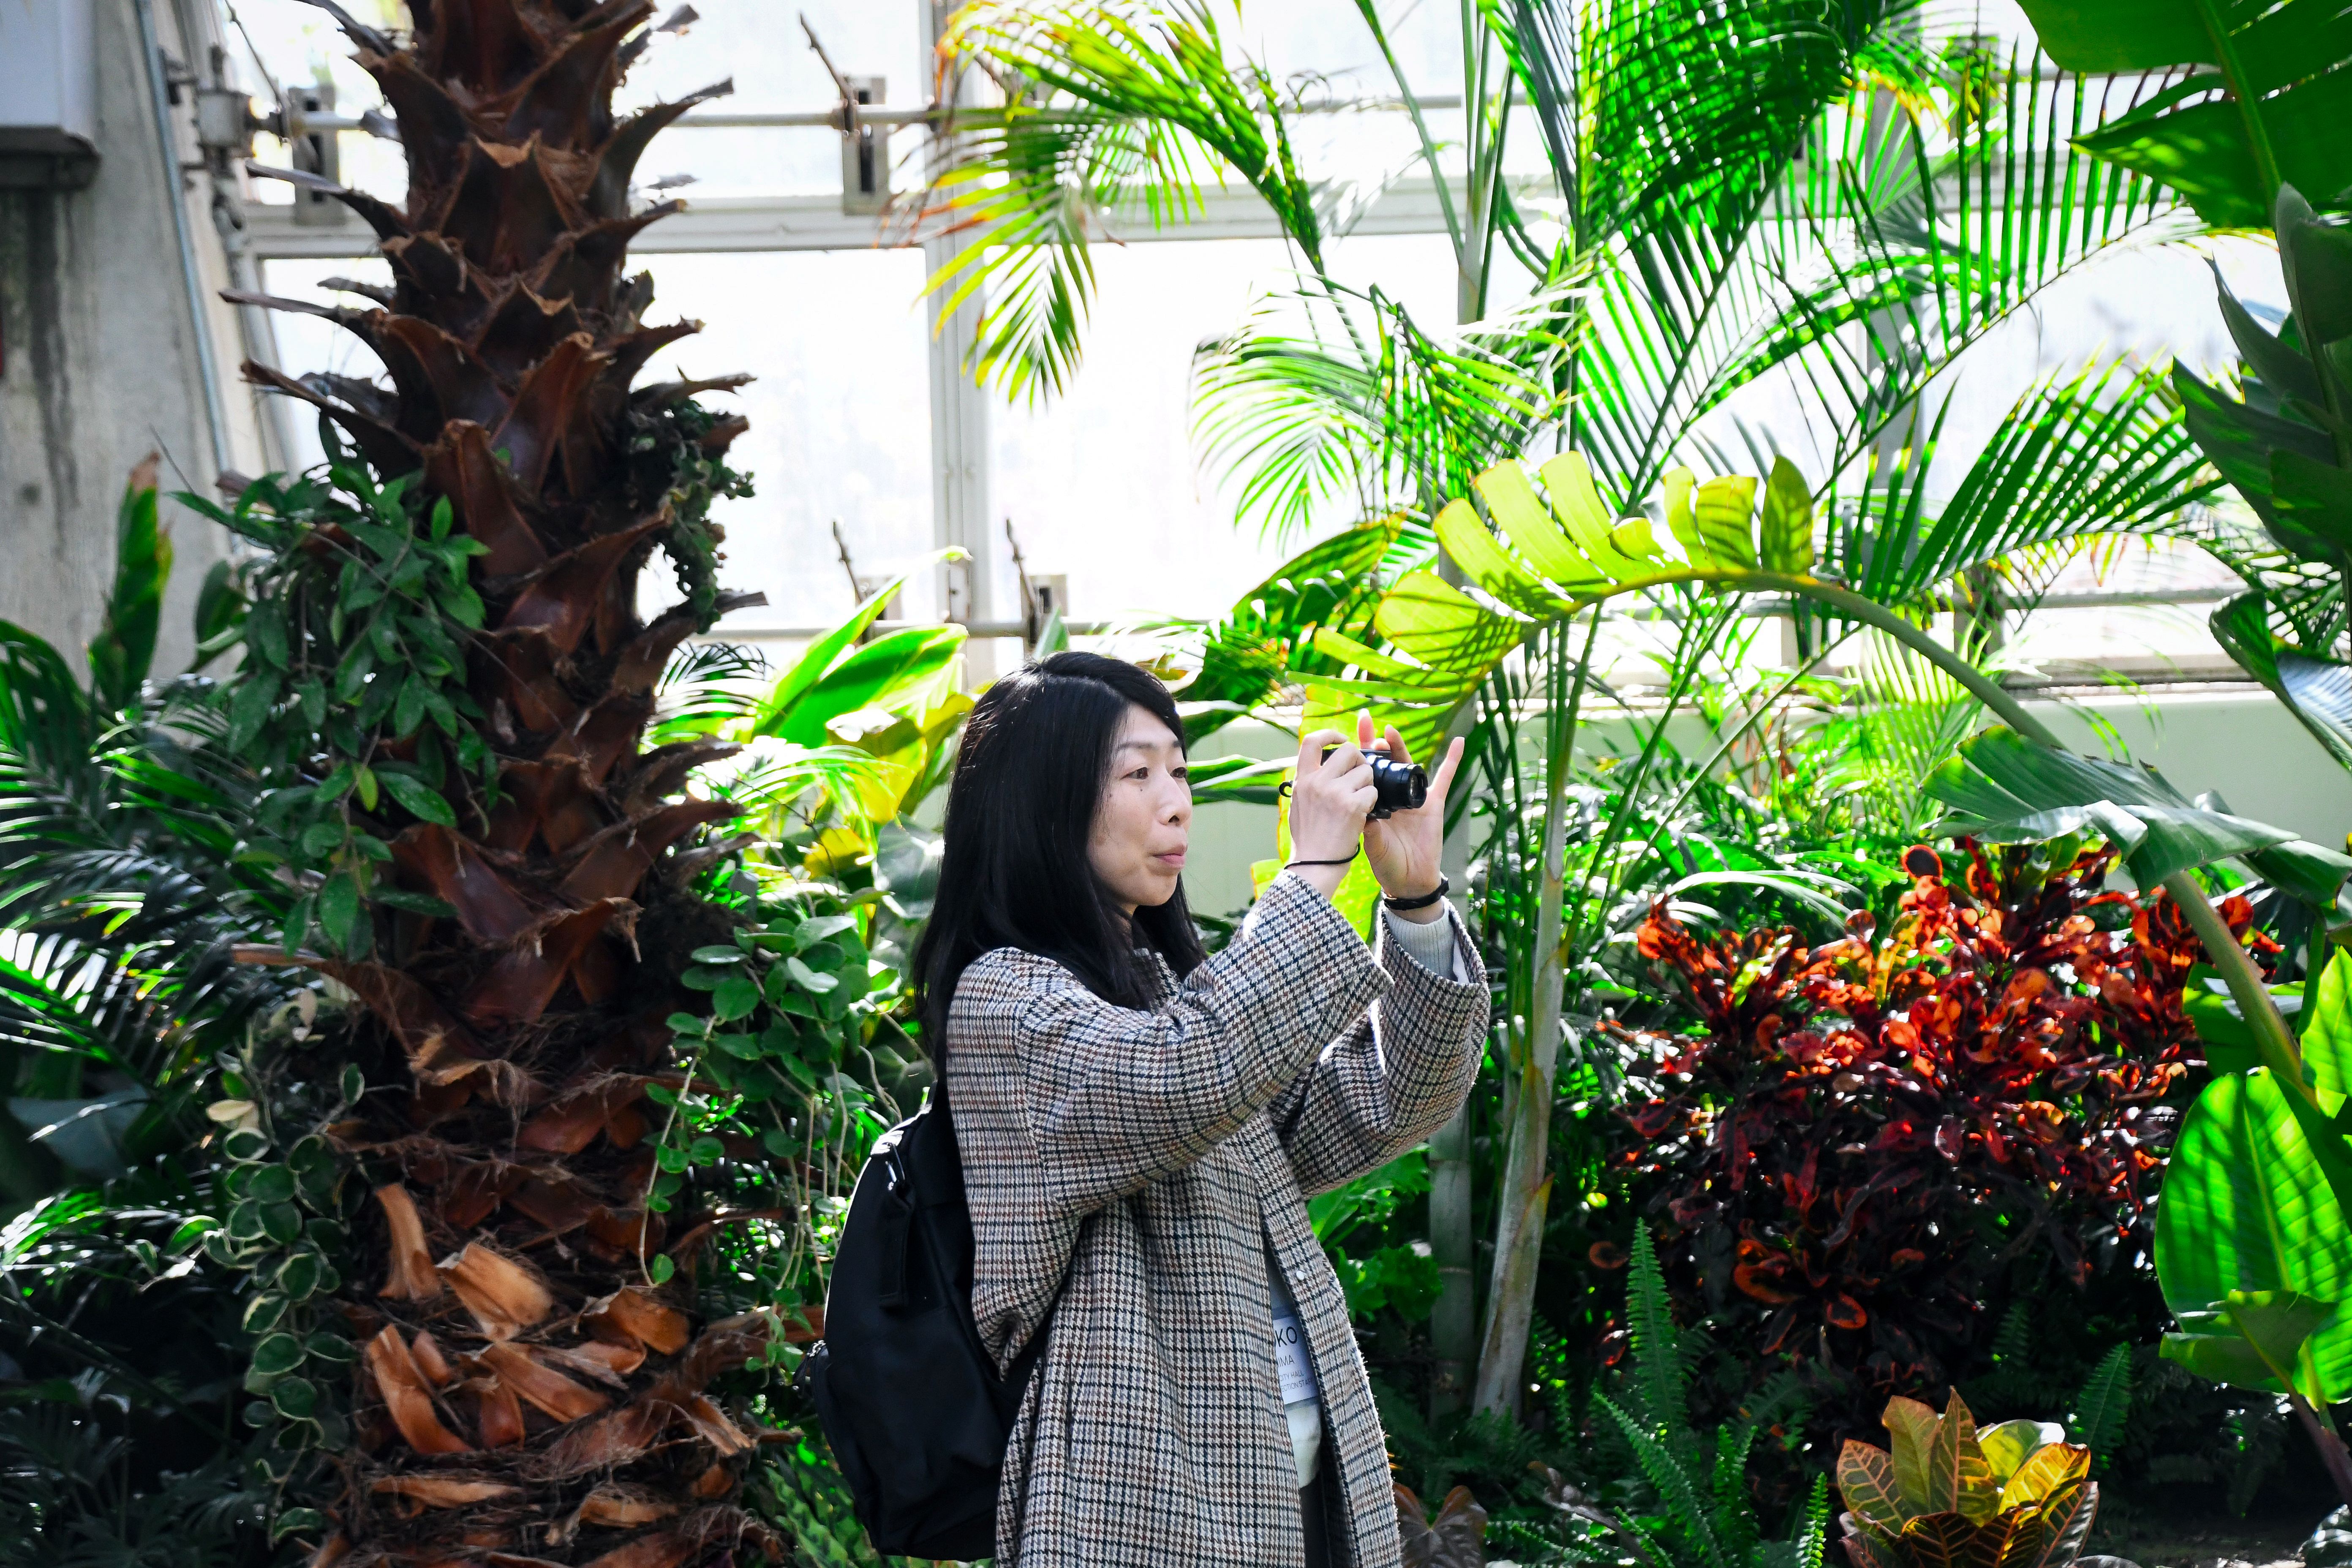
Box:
1837, 1442, 1908, 1534
1998, 1443, 2090, 1511
1883, 1396, 1941, 1512
1897, 1511, 2009, 1568
1976, 1419, 2054, 1486
1931, 1389, 1998, 1522
2020, 1480, 2097, 1568
1840, 1514, 1904, 1568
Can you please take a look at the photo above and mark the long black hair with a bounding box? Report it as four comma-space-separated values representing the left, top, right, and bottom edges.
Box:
911, 650, 1207, 1050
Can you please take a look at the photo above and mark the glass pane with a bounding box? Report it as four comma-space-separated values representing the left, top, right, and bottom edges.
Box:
988, 231, 1459, 626
637, 250, 937, 630
255, 257, 397, 471
258, 250, 934, 635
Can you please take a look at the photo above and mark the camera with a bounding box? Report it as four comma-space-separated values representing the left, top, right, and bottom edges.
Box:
1323, 746, 1427, 819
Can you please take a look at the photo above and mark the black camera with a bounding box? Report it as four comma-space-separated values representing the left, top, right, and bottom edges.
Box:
1323, 746, 1427, 819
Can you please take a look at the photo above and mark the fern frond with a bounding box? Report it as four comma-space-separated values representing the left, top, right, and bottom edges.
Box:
1795, 1474, 1830, 1568
2069, 1342, 2134, 1467
1627, 1220, 1690, 1443
1600, 1390, 1731, 1568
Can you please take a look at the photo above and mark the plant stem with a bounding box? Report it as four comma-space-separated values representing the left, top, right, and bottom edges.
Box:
1472, 615, 1598, 1416
2288, 1392, 2352, 1506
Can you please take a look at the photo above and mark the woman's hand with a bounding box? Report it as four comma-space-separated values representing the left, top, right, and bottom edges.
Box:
1357, 713, 1463, 923
1287, 727, 1377, 901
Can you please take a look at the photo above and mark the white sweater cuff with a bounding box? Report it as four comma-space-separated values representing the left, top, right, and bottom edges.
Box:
1382, 902, 1463, 980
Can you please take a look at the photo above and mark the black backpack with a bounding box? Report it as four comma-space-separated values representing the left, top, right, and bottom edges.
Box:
797, 1075, 1051, 1561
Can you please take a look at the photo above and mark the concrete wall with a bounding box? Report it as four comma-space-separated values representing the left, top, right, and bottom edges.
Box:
0, 0, 272, 681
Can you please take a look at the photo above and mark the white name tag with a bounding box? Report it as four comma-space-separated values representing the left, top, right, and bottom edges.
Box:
1271, 1309, 1320, 1405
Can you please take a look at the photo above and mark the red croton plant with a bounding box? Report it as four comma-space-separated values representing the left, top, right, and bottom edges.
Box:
1608, 840, 2262, 1441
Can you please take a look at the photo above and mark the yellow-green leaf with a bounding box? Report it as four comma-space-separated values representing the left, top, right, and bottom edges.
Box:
1976, 1420, 2053, 1486
1610, 515, 1665, 561
1373, 570, 1527, 675
1663, 467, 1704, 563
1760, 455, 1815, 574
1310, 628, 1425, 682
1695, 475, 1760, 570
1474, 460, 1605, 591
1537, 453, 1647, 581
1883, 1396, 1941, 1513
1996, 1443, 2088, 1511
1433, 498, 1574, 617
1930, 1390, 1998, 1523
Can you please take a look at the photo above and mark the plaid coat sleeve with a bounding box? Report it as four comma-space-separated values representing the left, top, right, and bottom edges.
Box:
1266, 903, 1489, 1197
995, 872, 1391, 1214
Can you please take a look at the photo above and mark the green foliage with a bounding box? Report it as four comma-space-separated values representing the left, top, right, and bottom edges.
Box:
1501, 1226, 1827, 1568
2171, 188, 2352, 772
184, 1014, 368, 1492
2014, 0, 2352, 228
1311, 1151, 1442, 1320
0, 1399, 262, 1567
925, 0, 1327, 400
655, 886, 915, 1330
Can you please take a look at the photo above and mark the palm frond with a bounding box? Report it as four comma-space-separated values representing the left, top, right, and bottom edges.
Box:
1821, 352, 2220, 607
651, 640, 770, 746
926, 0, 1321, 400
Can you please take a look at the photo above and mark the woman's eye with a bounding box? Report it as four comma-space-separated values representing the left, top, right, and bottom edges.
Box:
1171, 767, 1189, 782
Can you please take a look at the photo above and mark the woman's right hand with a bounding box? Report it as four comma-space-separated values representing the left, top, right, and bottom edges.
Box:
1287, 728, 1377, 900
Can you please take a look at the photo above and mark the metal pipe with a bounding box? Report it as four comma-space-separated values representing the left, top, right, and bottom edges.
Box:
133, 0, 234, 479
671, 93, 1474, 132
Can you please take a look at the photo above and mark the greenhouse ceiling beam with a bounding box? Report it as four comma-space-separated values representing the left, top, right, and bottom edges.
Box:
236, 174, 1547, 260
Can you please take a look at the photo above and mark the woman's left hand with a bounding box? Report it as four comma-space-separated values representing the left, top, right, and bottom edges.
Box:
1356, 711, 1463, 923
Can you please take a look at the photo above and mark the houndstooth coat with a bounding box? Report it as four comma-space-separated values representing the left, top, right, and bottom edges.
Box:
943, 872, 1489, 1568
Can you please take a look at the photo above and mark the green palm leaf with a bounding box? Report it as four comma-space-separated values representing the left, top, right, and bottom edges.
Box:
927, 0, 1323, 400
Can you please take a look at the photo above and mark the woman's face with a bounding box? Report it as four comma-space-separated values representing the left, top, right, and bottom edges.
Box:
1089, 703, 1192, 915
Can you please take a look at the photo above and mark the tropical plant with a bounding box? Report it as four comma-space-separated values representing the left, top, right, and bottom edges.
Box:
1, 463, 297, 1205
1918, 721, 2352, 1504
2012, 0, 2352, 229
1320, 433, 2213, 1414
920, 0, 2221, 1422
2170, 186, 2352, 774
0, 1193, 272, 1566
1610, 838, 2216, 1447
188, 0, 815, 1559
2154, 945, 2352, 1503
1397, 1483, 1494, 1568
1834, 1391, 2099, 1568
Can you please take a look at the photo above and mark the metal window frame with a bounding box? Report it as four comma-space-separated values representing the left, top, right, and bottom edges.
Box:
226, 13, 2246, 681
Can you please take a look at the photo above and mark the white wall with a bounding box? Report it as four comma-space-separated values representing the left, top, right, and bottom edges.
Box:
0, 0, 263, 680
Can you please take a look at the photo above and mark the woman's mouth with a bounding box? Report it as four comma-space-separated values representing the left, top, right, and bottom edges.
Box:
1153, 850, 1186, 869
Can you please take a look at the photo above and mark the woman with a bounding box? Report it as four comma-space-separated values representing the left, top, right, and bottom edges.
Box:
912, 651, 1489, 1568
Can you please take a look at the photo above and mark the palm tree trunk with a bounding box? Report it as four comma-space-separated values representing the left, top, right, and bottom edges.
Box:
1469, 716, 1571, 1416
229, 5, 771, 1563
